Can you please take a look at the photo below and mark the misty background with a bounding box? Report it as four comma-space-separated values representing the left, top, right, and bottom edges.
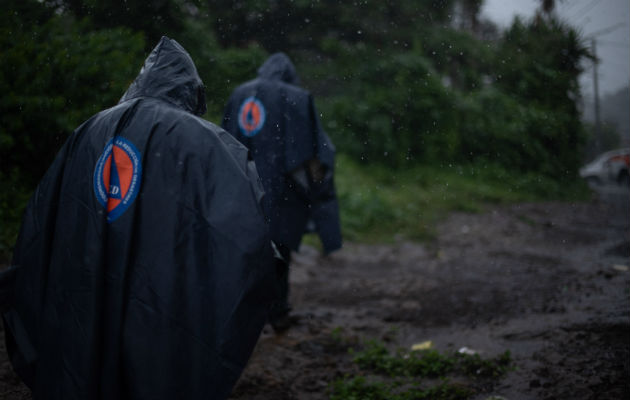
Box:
483, 0, 630, 148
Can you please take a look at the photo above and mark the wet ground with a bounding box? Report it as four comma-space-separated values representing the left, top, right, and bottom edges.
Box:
229, 186, 629, 400
1, 186, 628, 399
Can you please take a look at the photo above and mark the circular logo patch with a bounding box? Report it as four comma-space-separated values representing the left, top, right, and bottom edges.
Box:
93, 136, 142, 223
238, 96, 266, 137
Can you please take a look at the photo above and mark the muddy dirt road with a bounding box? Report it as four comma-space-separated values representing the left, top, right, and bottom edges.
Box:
1, 187, 628, 399
229, 188, 629, 400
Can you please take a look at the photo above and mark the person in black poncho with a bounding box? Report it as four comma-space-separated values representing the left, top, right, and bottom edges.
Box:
222, 53, 342, 332
1, 37, 274, 400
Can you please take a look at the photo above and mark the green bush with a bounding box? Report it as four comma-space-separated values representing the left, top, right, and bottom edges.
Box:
0, 9, 145, 187
492, 16, 590, 178
318, 46, 457, 167
0, 2, 146, 261
307, 15, 589, 180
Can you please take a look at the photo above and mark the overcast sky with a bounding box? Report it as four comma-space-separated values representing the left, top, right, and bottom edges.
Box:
481, 0, 630, 98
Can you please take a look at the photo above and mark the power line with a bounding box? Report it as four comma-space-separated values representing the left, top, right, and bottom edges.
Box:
599, 59, 630, 69
570, 0, 602, 20
585, 22, 626, 38
598, 40, 630, 48
570, 0, 603, 20
576, 16, 592, 28
598, 40, 630, 46
561, 0, 588, 12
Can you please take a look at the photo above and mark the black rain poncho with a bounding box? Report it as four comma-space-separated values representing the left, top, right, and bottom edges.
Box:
222, 53, 342, 254
3, 37, 274, 400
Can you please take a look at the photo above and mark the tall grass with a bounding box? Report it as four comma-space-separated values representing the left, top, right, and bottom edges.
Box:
332, 154, 590, 243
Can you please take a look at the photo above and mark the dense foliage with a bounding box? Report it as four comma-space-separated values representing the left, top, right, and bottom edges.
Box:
1, 0, 592, 259
1, 3, 145, 186
1, 0, 146, 256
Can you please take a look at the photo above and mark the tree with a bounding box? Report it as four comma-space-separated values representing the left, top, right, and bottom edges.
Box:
492, 16, 591, 176
205, 0, 457, 51
1, 0, 146, 258
540, 0, 556, 15
456, 0, 484, 33
43, 0, 188, 46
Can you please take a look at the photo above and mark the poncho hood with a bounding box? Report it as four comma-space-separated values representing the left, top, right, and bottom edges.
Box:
120, 36, 207, 116
257, 52, 300, 85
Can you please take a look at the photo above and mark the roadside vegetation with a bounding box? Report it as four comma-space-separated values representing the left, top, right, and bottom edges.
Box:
333, 155, 589, 243
329, 336, 512, 400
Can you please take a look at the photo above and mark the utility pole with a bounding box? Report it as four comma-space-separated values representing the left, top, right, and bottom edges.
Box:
583, 22, 625, 156
591, 38, 601, 155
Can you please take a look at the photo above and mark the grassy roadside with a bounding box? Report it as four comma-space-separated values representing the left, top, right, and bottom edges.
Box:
328, 334, 513, 400
330, 154, 590, 244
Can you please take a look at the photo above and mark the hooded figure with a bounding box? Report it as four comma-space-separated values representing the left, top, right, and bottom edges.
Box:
222, 53, 342, 329
2, 37, 274, 400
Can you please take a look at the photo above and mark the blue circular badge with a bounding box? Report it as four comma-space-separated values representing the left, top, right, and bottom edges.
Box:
93, 136, 142, 223
238, 96, 266, 137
